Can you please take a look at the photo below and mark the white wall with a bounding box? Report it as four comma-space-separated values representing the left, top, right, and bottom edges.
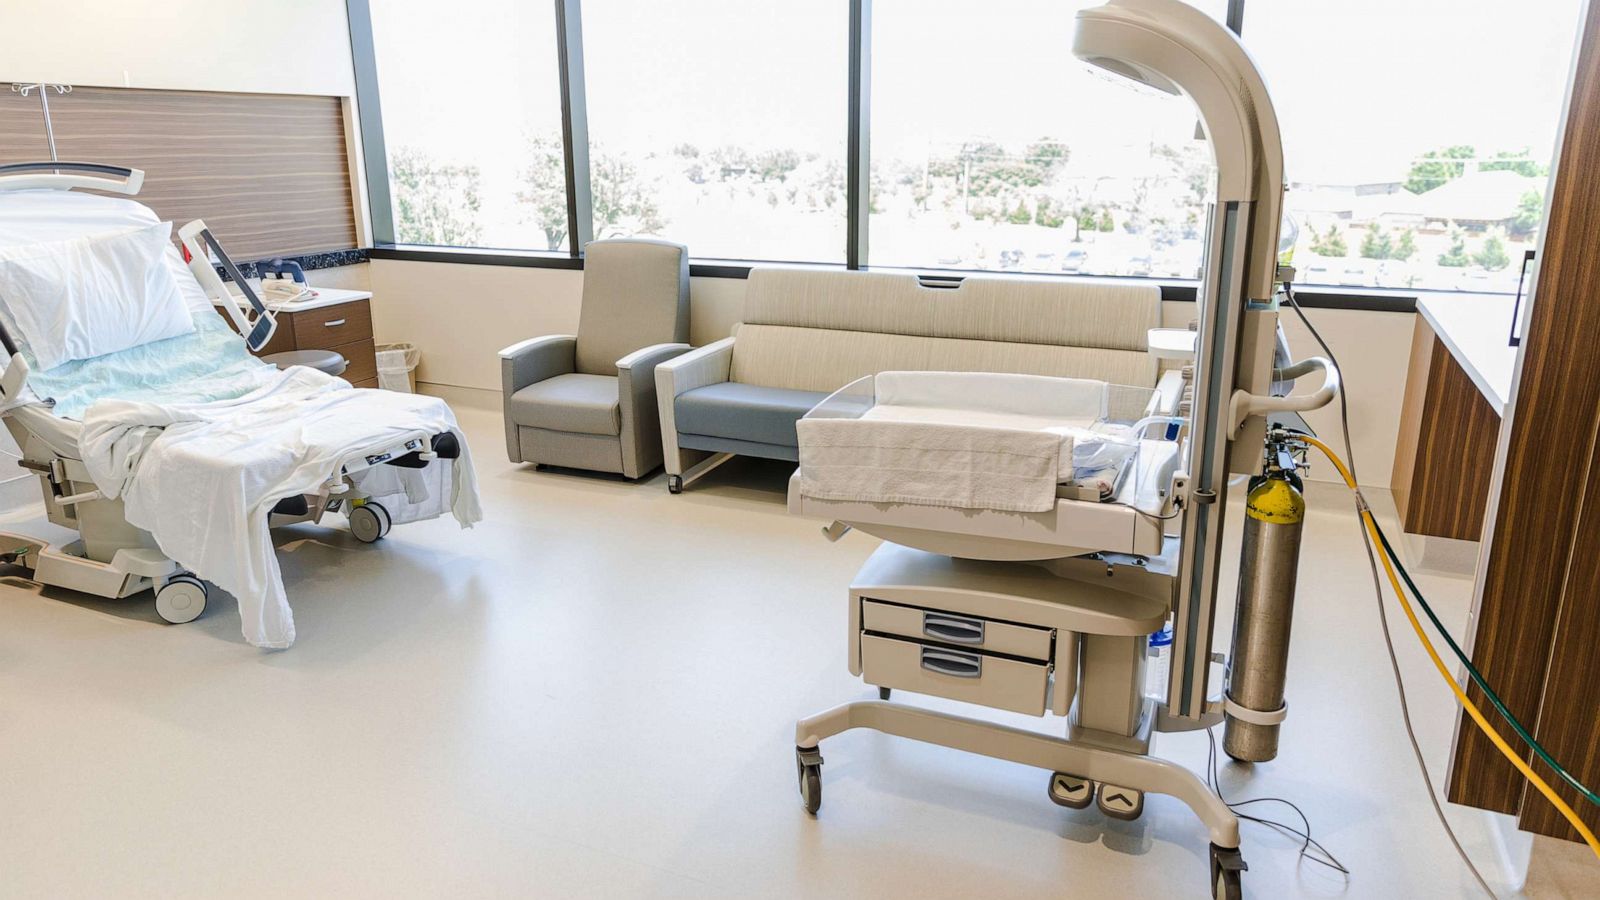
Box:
368, 260, 749, 388
0, 0, 356, 96
369, 260, 1414, 488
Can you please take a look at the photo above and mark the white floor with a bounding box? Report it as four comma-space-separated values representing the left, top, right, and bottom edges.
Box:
0, 394, 1591, 898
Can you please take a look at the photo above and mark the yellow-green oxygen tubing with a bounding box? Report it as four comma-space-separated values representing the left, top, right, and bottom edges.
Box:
1299, 435, 1600, 861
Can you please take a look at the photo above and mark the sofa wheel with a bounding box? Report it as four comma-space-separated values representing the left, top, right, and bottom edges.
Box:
668, 475, 683, 495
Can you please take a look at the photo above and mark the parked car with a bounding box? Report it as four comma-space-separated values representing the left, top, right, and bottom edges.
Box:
1060, 248, 1089, 273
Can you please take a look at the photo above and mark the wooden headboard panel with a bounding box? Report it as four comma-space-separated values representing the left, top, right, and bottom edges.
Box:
0, 84, 358, 260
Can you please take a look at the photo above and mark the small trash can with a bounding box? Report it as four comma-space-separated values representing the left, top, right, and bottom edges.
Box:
375, 342, 421, 393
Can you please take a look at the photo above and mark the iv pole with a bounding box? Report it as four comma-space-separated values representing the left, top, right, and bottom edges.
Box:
11, 83, 72, 163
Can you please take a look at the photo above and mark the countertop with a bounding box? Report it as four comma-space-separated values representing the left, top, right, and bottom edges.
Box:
1417, 293, 1519, 416
215, 286, 373, 314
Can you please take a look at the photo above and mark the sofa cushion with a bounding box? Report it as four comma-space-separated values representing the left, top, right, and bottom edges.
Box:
742, 268, 1159, 352
674, 381, 828, 448
509, 373, 621, 436
728, 323, 1156, 396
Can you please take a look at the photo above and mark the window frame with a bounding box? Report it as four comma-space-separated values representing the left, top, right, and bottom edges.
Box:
347, 0, 1505, 311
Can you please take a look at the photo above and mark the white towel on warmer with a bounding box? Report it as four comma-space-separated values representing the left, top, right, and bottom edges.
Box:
797, 415, 1066, 514
797, 371, 1117, 513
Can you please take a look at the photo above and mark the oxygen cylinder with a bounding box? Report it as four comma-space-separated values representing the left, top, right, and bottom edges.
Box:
1223, 451, 1306, 762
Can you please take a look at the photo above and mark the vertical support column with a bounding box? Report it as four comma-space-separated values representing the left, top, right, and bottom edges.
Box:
555, 0, 594, 256
345, 0, 395, 246
845, 0, 872, 269
1167, 200, 1252, 720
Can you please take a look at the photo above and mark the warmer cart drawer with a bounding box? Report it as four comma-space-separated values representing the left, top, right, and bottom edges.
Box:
859, 633, 1049, 716
861, 599, 1053, 661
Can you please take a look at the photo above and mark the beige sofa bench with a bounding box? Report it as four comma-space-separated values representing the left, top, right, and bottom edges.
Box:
654, 268, 1177, 492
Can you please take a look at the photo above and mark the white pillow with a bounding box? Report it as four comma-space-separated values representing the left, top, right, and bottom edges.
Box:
0, 220, 196, 371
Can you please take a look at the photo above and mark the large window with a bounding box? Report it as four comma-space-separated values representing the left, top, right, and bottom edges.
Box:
367, 0, 568, 251
870, 0, 1228, 278
1250, 0, 1584, 292
357, 0, 1586, 297
580, 0, 848, 261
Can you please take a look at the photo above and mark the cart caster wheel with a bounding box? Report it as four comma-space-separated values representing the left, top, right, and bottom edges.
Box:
348, 502, 391, 543
668, 475, 683, 495
1096, 783, 1144, 821
1048, 772, 1094, 809
796, 746, 824, 815
156, 574, 208, 624
877, 686, 892, 700
1209, 844, 1247, 900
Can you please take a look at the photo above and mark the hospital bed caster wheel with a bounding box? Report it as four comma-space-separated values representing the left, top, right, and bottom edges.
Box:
156, 575, 207, 624
1047, 772, 1094, 809
668, 475, 683, 495
349, 502, 391, 543
1096, 784, 1144, 821
1209, 844, 1246, 900
795, 746, 824, 815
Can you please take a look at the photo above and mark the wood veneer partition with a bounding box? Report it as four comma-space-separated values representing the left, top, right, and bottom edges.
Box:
1446, 0, 1600, 841
1390, 324, 1500, 541
0, 84, 356, 260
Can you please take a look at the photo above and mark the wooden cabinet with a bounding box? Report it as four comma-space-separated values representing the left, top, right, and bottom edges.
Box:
221, 289, 380, 388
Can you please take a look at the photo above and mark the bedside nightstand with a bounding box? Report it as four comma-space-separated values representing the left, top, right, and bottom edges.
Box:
217, 287, 379, 387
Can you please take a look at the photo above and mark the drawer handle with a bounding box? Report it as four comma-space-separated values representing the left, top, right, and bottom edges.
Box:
921, 648, 982, 679
323, 318, 347, 327
924, 612, 985, 644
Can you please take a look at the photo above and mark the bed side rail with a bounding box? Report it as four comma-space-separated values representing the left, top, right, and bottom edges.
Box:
178, 220, 278, 352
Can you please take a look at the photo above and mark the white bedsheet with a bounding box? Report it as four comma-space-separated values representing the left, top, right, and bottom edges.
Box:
79, 367, 482, 648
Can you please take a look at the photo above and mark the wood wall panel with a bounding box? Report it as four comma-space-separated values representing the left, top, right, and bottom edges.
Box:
1399, 335, 1499, 540
0, 84, 355, 260
1389, 317, 1434, 518
1447, 0, 1600, 840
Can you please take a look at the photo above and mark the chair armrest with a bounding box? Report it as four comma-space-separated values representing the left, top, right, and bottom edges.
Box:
653, 336, 734, 401
500, 334, 576, 395
1148, 367, 1187, 417
500, 334, 576, 463
653, 337, 735, 478
616, 342, 692, 374
616, 343, 693, 479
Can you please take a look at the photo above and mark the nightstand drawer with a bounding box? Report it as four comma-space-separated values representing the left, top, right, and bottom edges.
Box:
292, 299, 372, 348
332, 338, 377, 385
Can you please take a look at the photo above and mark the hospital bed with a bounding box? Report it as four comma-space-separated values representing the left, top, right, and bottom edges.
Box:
0, 161, 473, 643
787, 3, 1339, 897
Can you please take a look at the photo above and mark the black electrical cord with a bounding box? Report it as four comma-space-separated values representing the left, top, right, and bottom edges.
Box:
1206, 728, 1350, 876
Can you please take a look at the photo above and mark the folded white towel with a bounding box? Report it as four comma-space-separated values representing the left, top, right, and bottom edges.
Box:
797, 416, 1065, 513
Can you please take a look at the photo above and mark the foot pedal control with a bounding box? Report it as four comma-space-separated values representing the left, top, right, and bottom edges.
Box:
1048, 772, 1094, 809
1096, 784, 1145, 821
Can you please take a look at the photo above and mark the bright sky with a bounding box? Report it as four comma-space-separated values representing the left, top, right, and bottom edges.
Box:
370, 0, 1584, 202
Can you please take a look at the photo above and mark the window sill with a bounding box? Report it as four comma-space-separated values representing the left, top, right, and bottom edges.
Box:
367, 244, 1507, 313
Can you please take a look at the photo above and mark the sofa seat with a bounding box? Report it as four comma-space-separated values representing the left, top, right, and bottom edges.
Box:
509, 373, 621, 436
675, 382, 828, 449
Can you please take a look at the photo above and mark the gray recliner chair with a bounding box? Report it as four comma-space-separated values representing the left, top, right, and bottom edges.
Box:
499, 239, 690, 479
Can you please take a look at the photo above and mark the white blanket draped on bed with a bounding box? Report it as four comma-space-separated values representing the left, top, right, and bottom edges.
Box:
79, 367, 482, 649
